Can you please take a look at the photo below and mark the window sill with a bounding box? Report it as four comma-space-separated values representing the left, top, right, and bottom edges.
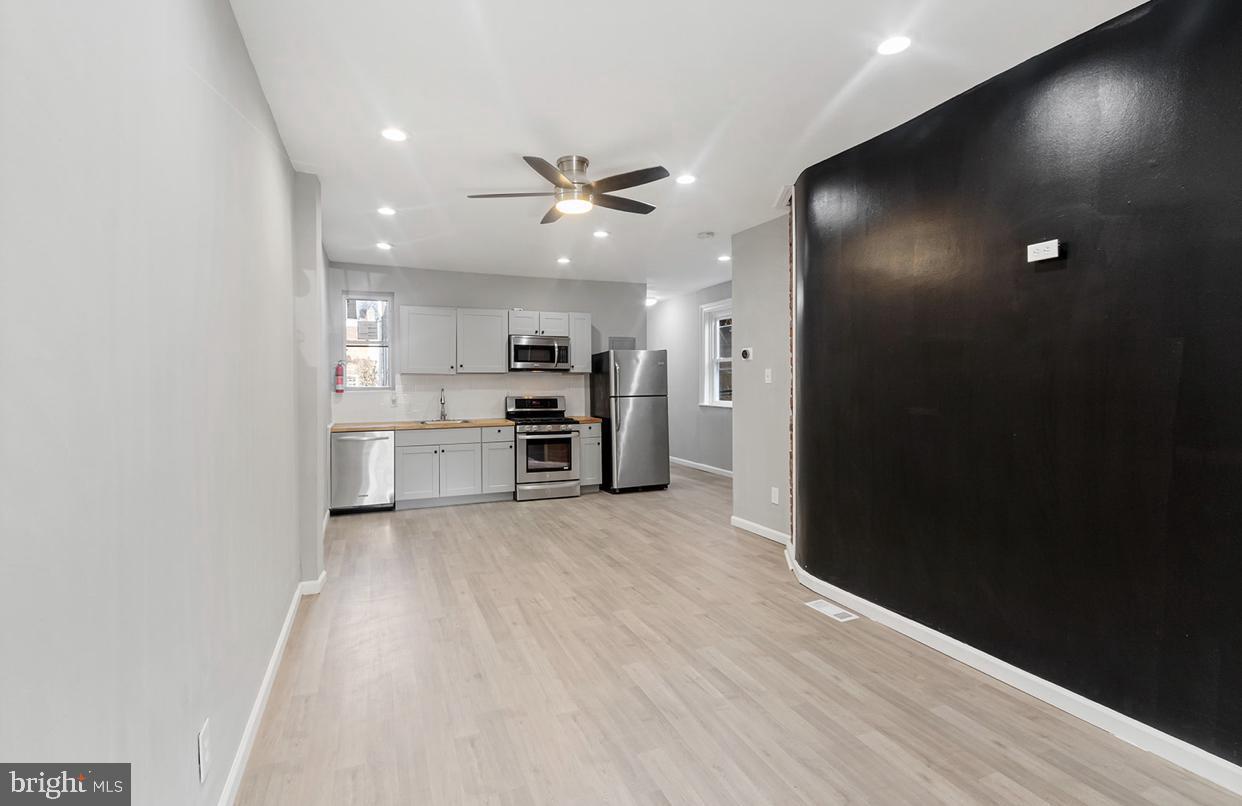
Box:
700, 402, 733, 409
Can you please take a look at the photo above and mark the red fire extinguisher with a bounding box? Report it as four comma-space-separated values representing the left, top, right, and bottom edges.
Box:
334, 361, 345, 394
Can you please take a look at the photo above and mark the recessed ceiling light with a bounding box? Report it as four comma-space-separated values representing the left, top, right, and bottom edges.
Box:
376, 241, 393, 250
645, 297, 659, 307
377, 206, 396, 216
718, 255, 731, 262
380, 127, 408, 142
593, 230, 609, 239
877, 36, 911, 55
557, 257, 571, 264
675, 174, 696, 185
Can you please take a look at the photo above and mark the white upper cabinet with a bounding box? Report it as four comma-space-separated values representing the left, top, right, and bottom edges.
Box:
538, 311, 569, 337
456, 308, 508, 373
399, 305, 457, 375
569, 312, 592, 373
508, 309, 539, 335
509, 309, 569, 336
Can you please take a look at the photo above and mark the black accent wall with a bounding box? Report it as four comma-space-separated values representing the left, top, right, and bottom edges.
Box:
794, 0, 1241, 765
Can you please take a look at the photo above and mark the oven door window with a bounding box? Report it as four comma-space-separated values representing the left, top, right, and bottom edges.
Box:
525, 436, 573, 472
513, 343, 557, 365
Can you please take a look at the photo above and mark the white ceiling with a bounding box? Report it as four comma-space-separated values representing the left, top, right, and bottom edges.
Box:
231, 0, 1142, 297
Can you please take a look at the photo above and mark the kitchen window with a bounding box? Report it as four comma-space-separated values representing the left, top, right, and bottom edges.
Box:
343, 293, 392, 389
701, 299, 733, 407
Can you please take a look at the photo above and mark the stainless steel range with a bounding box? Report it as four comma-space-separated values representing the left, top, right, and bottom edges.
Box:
506, 395, 581, 501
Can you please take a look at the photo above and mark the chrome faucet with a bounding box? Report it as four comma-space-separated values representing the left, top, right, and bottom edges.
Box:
439, 387, 447, 421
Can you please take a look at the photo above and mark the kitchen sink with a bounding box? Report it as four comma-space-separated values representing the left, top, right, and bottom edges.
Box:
419, 419, 469, 425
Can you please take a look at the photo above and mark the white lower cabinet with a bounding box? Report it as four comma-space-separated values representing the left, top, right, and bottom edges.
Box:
396, 445, 440, 500
395, 427, 514, 506
580, 437, 603, 486
439, 443, 482, 497
482, 441, 516, 493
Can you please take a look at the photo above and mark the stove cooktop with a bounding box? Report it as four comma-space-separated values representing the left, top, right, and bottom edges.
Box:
508, 416, 577, 426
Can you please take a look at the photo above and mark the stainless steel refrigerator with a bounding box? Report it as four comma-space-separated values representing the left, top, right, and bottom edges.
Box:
591, 349, 670, 492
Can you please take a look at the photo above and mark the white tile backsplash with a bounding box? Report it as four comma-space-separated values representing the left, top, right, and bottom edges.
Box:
331, 372, 590, 424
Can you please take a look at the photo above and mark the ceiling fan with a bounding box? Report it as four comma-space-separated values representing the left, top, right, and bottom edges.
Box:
467, 155, 669, 224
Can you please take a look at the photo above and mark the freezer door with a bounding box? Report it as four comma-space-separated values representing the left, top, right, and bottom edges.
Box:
608, 349, 669, 397
609, 395, 670, 489
331, 431, 395, 509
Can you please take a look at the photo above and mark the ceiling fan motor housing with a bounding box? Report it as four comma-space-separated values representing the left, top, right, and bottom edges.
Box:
554, 156, 593, 207
555, 155, 590, 183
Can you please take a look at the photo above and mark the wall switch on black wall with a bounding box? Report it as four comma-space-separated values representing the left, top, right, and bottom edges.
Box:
1026, 239, 1061, 262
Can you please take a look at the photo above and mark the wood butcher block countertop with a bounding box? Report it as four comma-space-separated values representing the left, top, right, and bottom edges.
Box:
330, 418, 514, 434
331, 415, 601, 433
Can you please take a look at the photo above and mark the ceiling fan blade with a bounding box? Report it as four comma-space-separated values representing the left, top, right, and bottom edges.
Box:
466, 192, 555, 198
589, 166, 669, 194
594, 194, 655, 215
540, 205, 563, 224
523, 156, 574, 189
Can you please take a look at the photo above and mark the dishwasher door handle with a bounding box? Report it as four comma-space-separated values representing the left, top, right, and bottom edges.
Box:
335, 434, 388, 441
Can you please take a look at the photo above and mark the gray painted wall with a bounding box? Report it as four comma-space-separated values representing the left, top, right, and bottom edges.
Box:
292, 174, 329, 582
0, 2, 301, 804
732, 215, 791, 536
647, 282, 734, 472
327, 261, 648, 422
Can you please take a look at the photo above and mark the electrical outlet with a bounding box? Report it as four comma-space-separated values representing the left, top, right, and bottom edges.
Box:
764, 368, 773, 384
1026, 239, 1060, 262
197, 718, 211, 784
770, 486, 779, 505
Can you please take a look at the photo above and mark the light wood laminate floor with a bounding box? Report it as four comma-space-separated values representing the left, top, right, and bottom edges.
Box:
238, 467, 1233, 805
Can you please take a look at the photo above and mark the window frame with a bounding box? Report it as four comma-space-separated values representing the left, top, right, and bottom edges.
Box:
342, 291, 395, 391
700, 298, 733, 408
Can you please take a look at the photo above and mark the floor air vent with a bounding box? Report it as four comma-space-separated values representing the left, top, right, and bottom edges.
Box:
805, 599, 858, 622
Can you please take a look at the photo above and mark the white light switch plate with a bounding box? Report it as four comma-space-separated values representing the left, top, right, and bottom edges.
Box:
1026, 239, 1060, 262
770, 486, 780, 505
764, 368, 772, 384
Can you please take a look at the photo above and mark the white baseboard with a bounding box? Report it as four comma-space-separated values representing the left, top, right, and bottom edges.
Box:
670, 456, 733, 478
730, 515, 790, 546
217, 571, 326, 805
785, 548, 1242, 797
298, 569, 327, 596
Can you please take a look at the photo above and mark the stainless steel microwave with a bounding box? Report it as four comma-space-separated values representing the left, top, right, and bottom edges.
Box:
509, 334, 570, 371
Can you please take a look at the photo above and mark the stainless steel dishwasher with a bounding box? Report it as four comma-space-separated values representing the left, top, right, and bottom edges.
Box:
330, 430, 395, 511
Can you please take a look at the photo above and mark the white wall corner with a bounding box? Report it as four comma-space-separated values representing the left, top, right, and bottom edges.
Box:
730, 515, 790, 545
298, 570, 327, 596
670, 456, 733, 478
785, 554, 1242, 797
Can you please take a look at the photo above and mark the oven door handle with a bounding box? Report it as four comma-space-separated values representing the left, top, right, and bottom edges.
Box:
516, 432, 576, 441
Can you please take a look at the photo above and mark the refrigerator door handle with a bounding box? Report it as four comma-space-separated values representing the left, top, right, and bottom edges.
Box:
614, 362, 620, 394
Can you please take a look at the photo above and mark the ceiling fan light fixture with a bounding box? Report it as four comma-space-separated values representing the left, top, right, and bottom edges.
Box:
554, 198, 593, 215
